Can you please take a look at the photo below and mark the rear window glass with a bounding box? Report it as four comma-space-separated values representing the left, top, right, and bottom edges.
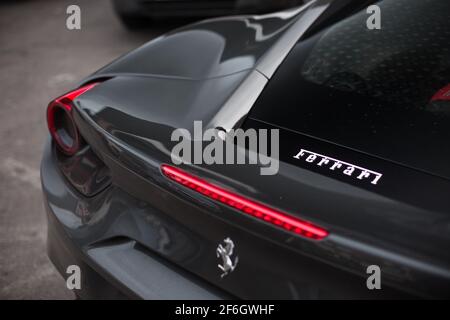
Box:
301, 0, 450, 111
250, 0, 450, 178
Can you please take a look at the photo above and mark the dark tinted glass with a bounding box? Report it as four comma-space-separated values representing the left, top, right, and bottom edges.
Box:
250, 0, 450, 179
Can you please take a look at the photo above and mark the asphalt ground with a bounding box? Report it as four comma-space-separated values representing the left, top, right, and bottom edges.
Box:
0, 0, 170, 299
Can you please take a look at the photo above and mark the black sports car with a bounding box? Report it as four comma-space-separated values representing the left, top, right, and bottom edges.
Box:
42, 0, 450, 299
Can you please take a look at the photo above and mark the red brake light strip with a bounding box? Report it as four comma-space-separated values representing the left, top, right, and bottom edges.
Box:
161, 165, 329, 240
61, 82, 99, 106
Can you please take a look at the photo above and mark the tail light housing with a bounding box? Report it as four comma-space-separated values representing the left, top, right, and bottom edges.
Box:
431, 84, 450, 102
47, 83, 98, 155
161, 165, 329, 240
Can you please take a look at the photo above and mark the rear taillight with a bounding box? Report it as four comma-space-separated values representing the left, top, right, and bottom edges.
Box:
161, 165, 329, 240
47, 83, 98, 155
431, 84, 450, 102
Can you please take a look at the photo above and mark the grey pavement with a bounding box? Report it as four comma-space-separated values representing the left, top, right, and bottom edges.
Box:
0, 0, 168, 299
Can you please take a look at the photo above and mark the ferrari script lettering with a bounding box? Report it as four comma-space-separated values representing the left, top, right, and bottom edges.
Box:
293, 148, 383, 185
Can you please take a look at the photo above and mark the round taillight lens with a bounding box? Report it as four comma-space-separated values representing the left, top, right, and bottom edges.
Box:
46, 82, 99, 156
47, 100, 81, 156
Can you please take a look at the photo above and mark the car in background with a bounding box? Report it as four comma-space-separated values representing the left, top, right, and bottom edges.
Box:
112, 0, 308, 29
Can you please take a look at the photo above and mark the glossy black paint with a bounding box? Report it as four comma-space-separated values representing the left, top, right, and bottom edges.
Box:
93, 9, 303, 80
79, 74, 249, 135
42, 0, 450, 299
57, 145, 111, 197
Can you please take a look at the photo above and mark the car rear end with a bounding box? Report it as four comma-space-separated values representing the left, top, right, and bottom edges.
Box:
42, 0, 450, 299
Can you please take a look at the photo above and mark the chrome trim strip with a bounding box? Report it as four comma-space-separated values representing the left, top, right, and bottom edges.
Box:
207, 69, 268, 131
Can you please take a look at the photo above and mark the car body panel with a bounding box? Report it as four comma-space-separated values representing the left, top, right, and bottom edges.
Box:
42, 0, 450, 299
87, 1, 329, 132
41, 77, 450, 298
93, 1, 323, 81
